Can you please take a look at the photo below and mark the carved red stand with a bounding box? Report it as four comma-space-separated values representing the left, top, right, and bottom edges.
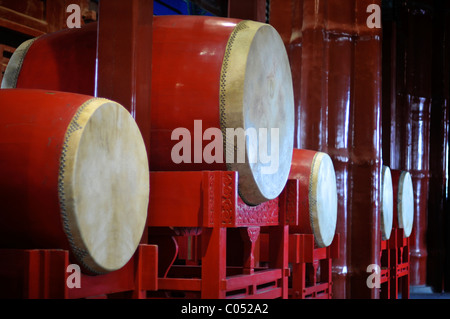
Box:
0, 245, 158, 299
147, 171, 289, 299
388, 228, 410, 299
379, 227, 410, 299
287, 234, 339, 299
380, 236, 391, 298
258, 180, 339, 299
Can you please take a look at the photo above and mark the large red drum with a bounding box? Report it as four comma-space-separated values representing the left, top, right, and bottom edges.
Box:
381, 165, 394, 240
2, 16, 295, 206
391, 170, 415, 237
288, 149, 338, 248
0, 89, 149, 275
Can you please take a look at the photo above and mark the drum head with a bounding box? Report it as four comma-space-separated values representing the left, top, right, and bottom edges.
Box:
397, 171, 414, 238
381, 166, 394, 241
220, 20, 295, 206
309, 153, 337, 247
59, 98, 149, 274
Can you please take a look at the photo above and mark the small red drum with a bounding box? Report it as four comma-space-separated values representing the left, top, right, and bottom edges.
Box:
288, 149, 338, 247
391, 170, 414, 238
0, 89, 149, 275
380, 166, 394, 240
2, 16, 295, 206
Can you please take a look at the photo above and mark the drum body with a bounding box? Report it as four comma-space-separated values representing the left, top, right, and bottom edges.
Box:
391, 170, 414, 238
288, 149, 338, 247
2, 16, 295, 206
381, 166, 394, 241
0, 89, 149, 275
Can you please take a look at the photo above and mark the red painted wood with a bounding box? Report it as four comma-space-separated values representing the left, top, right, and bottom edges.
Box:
11, 16, 240, 173
16, 23, 97, 96
325, 0, 354, 299
348, 0, 382, 299
0, 245, 157, 299
228, 0, 266, 23
287, 149, 317, 235
269, 0, 303, 149
96, 0, 153, 155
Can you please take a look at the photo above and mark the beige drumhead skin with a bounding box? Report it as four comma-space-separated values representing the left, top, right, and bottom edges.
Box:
381, 166, 394, 241
220, 20, 295, 206
398, 171, 414, 238
59, 98, 149, 274
310, 153, 338, 248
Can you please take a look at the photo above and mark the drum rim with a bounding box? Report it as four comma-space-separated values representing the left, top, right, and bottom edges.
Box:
381, 165, 394, 241
397, 171, 414, 238
309, 152, 338, 247
1, 38, 36, 89
219, 20, 294, 206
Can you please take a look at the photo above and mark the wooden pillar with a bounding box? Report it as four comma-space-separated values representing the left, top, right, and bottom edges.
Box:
228, 0, 267, 23
96, 0, 152, 153
349, 0, 382, 299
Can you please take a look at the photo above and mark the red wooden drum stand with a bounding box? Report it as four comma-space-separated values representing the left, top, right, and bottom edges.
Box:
378, 168, 411, 299
0, 245, 158, 299
379, 228, 410, 300
379, 166, 394, 297
146, 171, 289, 299
380, 169, 413, 299
3, 15, 296, 207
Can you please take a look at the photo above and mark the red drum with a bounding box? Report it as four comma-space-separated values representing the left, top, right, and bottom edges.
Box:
0, 89, 149, 275
288, 149, 338, 247
380, 166, 394, 240
2, 16, 295, 206
391, 170, 414, 238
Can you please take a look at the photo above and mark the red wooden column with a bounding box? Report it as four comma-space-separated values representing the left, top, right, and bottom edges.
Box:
96, 0, 153, 245
96, 0, 152, 153
349, 0, 382, 299
228, 0, 266, 23
394, 1, 432, 287
325, 0, 354, 299
298, 0, 328, 152
269, 0, 303, 149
